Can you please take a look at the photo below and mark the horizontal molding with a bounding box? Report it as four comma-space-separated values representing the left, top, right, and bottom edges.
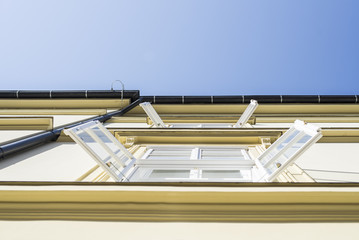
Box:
0, 185, 359, 222
256, 116, 359, 123
128, 104, 359, 115
151, 116, 255, 124
0, 99, 130, 109
57, 128, 359, 143
0, 109, 107, 115
0, 117, 53, 130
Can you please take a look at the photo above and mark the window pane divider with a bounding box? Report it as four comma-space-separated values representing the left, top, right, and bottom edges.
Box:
84, 127, 126, 167
262, 131, 306, 168
254, 120, 322, 182
257, 127, 297, 160
64, 120, 137, 182
64, 126, 121, 181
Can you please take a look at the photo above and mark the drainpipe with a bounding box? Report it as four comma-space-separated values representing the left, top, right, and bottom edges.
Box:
0, 97, 143, 160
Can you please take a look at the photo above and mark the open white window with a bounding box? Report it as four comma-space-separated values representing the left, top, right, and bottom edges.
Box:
127, 120, 321, 182
128, 146, 254, 182
64, 120, 136, 182
140, 100, 258, 128
139, 102, 166, 128
233, 99, 258, 128
66, 120, 321, 182
252, 120, 322, 182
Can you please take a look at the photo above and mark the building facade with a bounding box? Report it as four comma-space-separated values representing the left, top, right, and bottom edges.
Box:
0, 90, 359, 239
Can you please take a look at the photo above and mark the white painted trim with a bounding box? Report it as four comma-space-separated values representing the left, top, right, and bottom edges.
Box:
234, 99, 258, 128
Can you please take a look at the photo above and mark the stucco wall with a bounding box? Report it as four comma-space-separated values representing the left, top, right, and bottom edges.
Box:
0, 142, 95, 181
296, 143, 359, 182
0, 221, 358, 240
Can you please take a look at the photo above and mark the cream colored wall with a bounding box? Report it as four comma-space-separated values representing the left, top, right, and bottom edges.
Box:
0, 130, 41, 143
296, 143, 359, 182
0, 221, 358, 240
104, 122, 150, 128
52, 115, 97, 127
0, 142, 95, 181
253, 122, 359, 128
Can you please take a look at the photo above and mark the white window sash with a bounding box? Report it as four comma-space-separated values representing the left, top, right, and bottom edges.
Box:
129, 167, 252, 182
141, 101, 258, 128
64, 120, 136, 182
140, 102, 166, 128
129, 146, 253, 182
253, 120, 322, 182
234, 99, 258, 128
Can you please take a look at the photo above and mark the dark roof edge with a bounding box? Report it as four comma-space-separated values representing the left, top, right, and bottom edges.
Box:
143, 95, 359, 104
0, 90, 140, 101
0, 90, 357, 103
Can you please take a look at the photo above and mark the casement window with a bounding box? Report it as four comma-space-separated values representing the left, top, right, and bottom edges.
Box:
139, 102, 166, 128
65, 120, 322, 183
63, 121, 136, 182
139, 100, 258, 128
128, 146, 253, 182
253, 120, 322, 182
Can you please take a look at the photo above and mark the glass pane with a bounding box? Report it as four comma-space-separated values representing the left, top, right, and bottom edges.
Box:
145, 149, 192, 160
202, 170, 242, 179
149, 170, 190, 179
265, 133, 313, 174
146, 155, 191, 160
200, 149, 244, 160
200, 156, 246, 160
78, 132, 109, 160
78, 131, 95, 142
260, 130, 301, 165
282, 134, 311, 159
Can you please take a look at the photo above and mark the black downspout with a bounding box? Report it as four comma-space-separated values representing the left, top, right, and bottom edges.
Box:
0, 97, 143, 160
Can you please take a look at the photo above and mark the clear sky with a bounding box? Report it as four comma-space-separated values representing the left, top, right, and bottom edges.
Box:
0, 0, 358, 95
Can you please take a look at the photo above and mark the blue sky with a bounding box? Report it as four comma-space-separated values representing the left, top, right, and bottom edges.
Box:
0, 0, 358, 95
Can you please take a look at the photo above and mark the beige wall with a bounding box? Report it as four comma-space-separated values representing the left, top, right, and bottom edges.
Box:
0, 142, 95, 181
0, 221, 358, 240
0, 130, 41, 143
296, 143, 359, 182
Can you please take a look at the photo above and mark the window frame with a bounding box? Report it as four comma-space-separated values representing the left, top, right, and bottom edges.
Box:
127, 145, 254, 182
140, 101, 258, 128
253, 120, 322, 182
64, 120, 136, 182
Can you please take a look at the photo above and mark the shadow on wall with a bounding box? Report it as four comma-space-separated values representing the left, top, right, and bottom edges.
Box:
0, 143, 59, 170
303, 169, 359, 182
